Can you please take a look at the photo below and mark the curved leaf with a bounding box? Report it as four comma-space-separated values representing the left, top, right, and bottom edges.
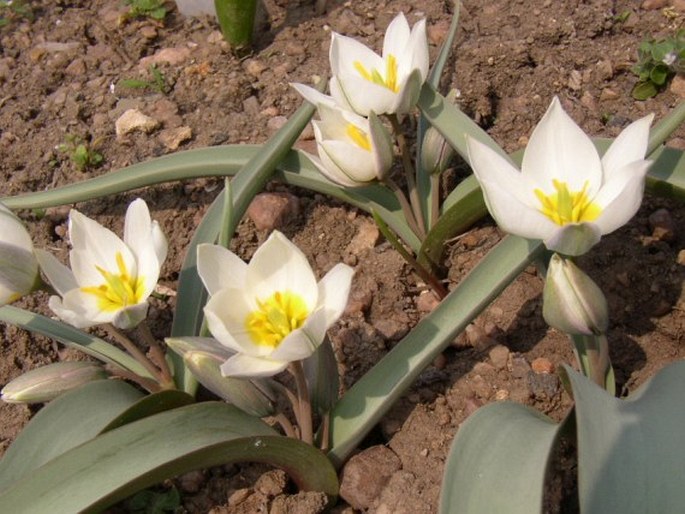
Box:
0, 380, 143, 492
0, 306, 152, 379
0, 403, 338, 513
100, 389, 195, 433
439, 403, 566, 514
564, 362, 685, 513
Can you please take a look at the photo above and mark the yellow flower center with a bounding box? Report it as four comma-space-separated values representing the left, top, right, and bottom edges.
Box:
346, 124, 371, 151
80, 252, 146, 312
245, 291, 309, 349
534, 180, 602, 226
353, 54, 399, 92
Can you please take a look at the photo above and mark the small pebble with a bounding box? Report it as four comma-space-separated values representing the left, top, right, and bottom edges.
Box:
531, 357, 555, 374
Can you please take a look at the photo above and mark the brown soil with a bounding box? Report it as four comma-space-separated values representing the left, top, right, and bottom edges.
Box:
1, 0, 685, 512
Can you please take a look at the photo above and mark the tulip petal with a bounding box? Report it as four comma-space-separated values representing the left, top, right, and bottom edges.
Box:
332, 73, 397, 116
382, 13, 410, 58
53, 289, 115, 328
151, 221, 168, 265
220, 353, 288, 378
522, 97, 602, 193
35, 249, 77, 296
247, 232, 318, 309
543, 223, 602, 256
391, 68, 423, 114
0, 206, 32, 252
306, 151, 362, 188
316, 263, 354, 328
368, 111, 393, 180
329, 77, 355, 113
601, 114, 654, 184
330, 32, 384, 80
407, 18, 429, 80
123, 199, 152, 260
197, 244, 247, 297
203, 288, 263, 356
112, 302, 149, 330
290, 83, 337, 109
270, 327, 319, 362
592, 160, 652, 234
320, 140, 378, 182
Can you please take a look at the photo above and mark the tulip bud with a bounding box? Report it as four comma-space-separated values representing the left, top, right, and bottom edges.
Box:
421, 90, 458, 175
543, 254, 609, 336
184, 351, 275, 418
1, 362, 108, 404
0, 204, 40, 305
165, 336, 232, 360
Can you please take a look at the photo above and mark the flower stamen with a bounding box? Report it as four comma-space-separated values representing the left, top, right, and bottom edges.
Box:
81, 252, 145, 312
346, 124, 371, 151
245, 291, 309, 349
534, 179, 602, 226
353, 54, 400, 92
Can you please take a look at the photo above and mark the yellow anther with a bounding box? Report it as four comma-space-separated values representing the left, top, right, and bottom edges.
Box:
346, 124, 371, 151
353, 54, 400, 93
80, 252, 145, 312
245, 291, 309, 348
534, 180, 602, 226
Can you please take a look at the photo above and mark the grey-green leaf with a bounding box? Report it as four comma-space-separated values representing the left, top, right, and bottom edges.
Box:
0, 403, 338, 513
564, 362, 685, 513
439, 403, 565, 514
0, 379, 144, 492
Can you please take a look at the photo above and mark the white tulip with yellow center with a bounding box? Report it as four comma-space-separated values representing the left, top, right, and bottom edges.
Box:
467, 97, 654, 256
291, 83, 394, 186
197, 231, 354, 378
35, 199, 167, 329
329, 12, 428, 116
0, 203, 40, 305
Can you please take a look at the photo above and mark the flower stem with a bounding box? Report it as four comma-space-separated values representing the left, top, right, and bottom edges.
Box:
107, 366, 162, 393
138, 321, 175, 388
289, 361, 313, 445
385, 177, 423, 241
372, 210, 448, 299
102, 323, 164, 386
273, 412, 298, 439
430, 173, 441, 230
388, 114, 427, 239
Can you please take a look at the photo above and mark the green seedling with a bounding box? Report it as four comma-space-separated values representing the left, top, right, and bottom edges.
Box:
124, 0, 167, 21
57, 135, 104, 172
119, 65, 171, 95
632, 29, 685, 100
0, 0, 33, 27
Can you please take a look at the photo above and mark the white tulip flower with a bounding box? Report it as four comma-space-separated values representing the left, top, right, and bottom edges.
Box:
35, 199, 167, 329
329, 12, 429, 116
197, 231, 354, 378
0, 203, 40, 305
467, 97, 654, 256
291, 84, 394, 186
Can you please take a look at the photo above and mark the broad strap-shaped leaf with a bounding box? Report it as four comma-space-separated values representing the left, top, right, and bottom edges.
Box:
439, 402, 566, 514
100, 389, 195, 432
0, 306, 152, 379
0, 403, 338, 513
564, 362, 685, 513
327, 235, 545, 466
0, 380, 144, 492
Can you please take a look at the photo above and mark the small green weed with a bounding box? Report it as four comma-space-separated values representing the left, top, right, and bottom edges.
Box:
119, 64, 171, 95
57, 135, 104, 172
0, 0, 34, 28
124, 0, 167, 21
632, 30, 685, 100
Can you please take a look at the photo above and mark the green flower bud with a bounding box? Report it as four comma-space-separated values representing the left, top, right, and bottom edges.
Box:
421, 89, 458, 175
184, 351, 275, 418
543, 254, 609, 336
1, 362, 107, 404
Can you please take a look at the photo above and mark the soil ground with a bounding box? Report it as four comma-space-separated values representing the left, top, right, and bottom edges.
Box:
1, 0, 684, 512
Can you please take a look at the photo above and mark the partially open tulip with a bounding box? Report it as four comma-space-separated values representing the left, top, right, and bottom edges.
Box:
197, 231, 353, 378
467, 97, 653, 256
543, 253, 609, 336
0, 203, 40, 305
35, 199, 167, 329
329, 12, 428, 116
291, 84, 393, 186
